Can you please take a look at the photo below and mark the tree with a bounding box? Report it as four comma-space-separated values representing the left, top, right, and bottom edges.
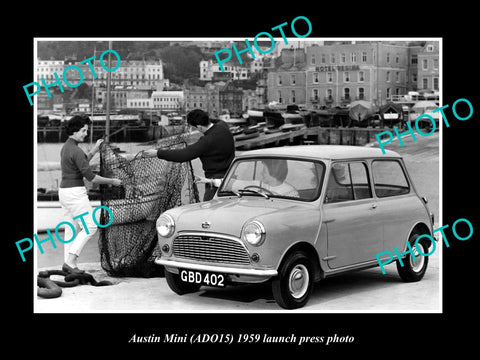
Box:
158, 45, 203, 84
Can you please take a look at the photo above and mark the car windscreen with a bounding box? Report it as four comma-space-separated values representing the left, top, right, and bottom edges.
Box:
218, 157, 325, 202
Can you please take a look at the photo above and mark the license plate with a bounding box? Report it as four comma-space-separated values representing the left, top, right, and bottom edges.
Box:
180, 270, 226, 288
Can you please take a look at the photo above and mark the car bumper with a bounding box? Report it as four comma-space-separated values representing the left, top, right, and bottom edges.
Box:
155, 257, 278, 282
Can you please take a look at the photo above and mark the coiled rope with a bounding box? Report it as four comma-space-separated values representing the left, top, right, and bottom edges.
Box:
37, 269, 113, 299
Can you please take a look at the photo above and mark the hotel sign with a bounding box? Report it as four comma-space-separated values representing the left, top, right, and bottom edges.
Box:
384, 113, 399, 119
315, 65, 360, 72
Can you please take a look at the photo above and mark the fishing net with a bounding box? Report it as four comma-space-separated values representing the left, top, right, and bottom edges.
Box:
98, 134, 199, 277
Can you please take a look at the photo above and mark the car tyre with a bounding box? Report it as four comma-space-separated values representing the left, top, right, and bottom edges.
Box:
165, 270, 201, 295
396, 233, 429, 282
272, 251, 314, 309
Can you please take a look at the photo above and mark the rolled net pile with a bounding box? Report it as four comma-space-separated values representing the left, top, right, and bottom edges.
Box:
98, 134, 199, 277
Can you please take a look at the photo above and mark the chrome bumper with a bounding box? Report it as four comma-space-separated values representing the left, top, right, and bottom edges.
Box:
155, 258, 278, 277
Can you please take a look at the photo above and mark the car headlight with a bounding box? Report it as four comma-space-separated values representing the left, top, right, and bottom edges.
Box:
157, 213, 175, 237
242, 220, 266, 246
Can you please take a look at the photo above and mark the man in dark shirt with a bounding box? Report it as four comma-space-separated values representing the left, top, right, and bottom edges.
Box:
145, 109, 235, 201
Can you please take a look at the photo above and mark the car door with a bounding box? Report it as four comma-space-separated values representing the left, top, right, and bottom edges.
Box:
370, 159, 427, 251
322, 161, 383, 269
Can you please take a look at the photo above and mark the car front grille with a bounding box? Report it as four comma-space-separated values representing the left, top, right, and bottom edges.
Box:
172, 233, 251, 265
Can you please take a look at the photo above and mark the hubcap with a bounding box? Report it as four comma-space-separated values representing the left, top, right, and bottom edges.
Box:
288, 264, 309, 299
410, 245, 425, 272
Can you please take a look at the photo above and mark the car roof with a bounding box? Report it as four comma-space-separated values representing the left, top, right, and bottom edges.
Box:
238, 145, 401, 160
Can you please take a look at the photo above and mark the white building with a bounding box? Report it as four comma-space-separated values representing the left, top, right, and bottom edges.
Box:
151, 90, 184, 110
250, 58, 265, 73
37, 60, 65, 80
126, 97, 153, 109
200, 60, 249, 81
36, 58, 164, 90
99, 60, 164, 89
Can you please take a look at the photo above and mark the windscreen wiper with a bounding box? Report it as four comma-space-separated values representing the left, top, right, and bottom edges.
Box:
237, 188, 270, 199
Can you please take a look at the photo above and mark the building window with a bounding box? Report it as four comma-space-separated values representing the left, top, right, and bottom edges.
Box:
326, 88, 333, 101
386, 88, 391, 99
362, 51, 367, 62
434, 77, 439, 90
330, 53, 336, 63
386, 53, 390, 63
310, 54, 316, 65
359, 71, 365, 82
422, 78, 428, 89
395, 71, 400, 82
358, 87, 365, 100
433, 58, 438, 70
344, 71, 350, 83
277, 75, 282, 85
343, 88, 350, 100
291, 90, 296, 103
321, 54, 326, 63
423, 59, 428, 70
395, 55, 400, 64
341, 53, 346, 63
351, 52, 357, 62
291, 74, 296, 85
426, 44, 434, 52
278, 91, 282, 103
313, 72, 319, 84
386, 71, 390, 82
312, 89, 319, 100
327, 72, 333, 83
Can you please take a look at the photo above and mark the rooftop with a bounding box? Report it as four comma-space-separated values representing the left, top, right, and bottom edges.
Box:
239, 145, 401, 160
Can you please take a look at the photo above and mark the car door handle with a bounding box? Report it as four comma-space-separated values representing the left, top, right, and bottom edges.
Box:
371, 203, 377, 209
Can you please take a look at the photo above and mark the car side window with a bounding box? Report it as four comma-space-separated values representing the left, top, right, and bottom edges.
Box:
349, 162, 372, 200
372, 160, 410, 197
324, 162, 371, 203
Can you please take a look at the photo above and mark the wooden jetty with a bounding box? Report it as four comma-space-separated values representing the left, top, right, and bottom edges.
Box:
234, 126, 388, 150
235, 128, 308, 150
37, 124, 186, 143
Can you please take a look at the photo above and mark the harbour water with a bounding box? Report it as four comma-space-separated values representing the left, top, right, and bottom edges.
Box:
37, 141, 168, 191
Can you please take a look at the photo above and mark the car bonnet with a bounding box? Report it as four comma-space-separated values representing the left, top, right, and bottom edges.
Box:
167, 196, 314, 238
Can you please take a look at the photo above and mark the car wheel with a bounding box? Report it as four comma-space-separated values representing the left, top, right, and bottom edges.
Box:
272, 251, 314, 309
396, 233, 429, 282
165, 270, 201, 295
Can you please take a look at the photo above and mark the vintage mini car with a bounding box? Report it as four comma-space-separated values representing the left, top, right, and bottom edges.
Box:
154, 145, 435, 309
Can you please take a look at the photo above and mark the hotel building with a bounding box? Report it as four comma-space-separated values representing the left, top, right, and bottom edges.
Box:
267, 41, 439, 109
